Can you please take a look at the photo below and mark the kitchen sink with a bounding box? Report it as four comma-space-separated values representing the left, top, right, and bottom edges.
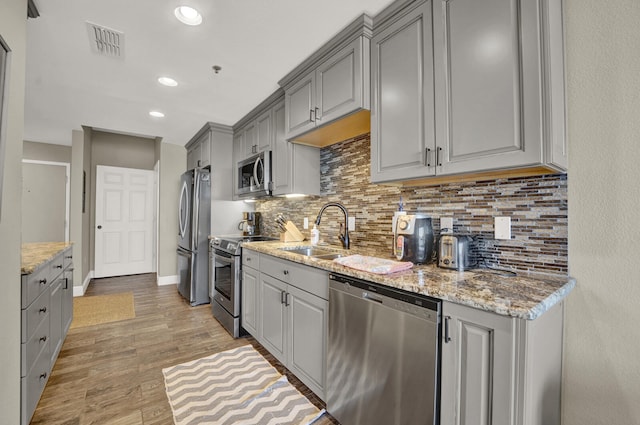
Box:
278, 246, 345, 260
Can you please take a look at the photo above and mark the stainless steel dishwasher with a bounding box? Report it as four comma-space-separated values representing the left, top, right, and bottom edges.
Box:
327, 273, 441, 425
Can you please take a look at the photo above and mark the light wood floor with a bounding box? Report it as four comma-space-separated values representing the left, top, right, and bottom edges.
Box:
31, 274, 338, 425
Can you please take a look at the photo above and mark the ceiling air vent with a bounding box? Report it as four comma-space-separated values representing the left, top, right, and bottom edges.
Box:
86, 22, 125, 58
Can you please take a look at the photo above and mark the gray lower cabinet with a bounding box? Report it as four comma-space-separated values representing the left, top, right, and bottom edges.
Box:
242, 252, 328, 401
241, 255, 260, 338
371, 0, 567, 184
21, 246, 73, 425
440, 300, 564, 425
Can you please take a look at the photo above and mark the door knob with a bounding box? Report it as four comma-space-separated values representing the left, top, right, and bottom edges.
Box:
97, 225, 102, 229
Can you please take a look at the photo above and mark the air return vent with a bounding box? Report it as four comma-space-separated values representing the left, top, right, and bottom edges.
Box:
86, 22, 125, 58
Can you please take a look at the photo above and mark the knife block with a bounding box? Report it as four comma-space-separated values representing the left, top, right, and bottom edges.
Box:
279, 221, 305, 242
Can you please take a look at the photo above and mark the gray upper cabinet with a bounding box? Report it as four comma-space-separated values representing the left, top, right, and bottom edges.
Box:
371, 0, 567, 184
272, 99, 320, 197
280, 15, 373, 146
185, 125, 212, 170
233, 90, 320, 199
370, 1, 436, 182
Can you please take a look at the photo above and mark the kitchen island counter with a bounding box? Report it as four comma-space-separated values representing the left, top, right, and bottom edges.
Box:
243, 240, 575, 320
22, 242, 73, 275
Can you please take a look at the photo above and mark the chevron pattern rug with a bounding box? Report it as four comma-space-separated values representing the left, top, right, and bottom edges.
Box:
162, 345, 325, 425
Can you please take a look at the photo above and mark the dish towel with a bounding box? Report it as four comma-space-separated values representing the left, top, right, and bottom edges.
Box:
333, 254, 413, 274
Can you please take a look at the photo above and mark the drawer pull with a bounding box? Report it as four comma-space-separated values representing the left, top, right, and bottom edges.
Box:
55, 264, 63, 269
246, 257, 251, 262
39, 278, 47, 285
283, 270, 289, 276
39, 336, 47, 343
39, 372, 48, 380
39, 307, 47, 314
65, 255, 73, 259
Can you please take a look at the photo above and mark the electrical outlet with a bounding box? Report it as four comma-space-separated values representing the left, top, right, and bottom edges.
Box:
303, 217, 309, 229
348, 216, 356, 231
495, 216, 511, 240
440, 217, 453, 233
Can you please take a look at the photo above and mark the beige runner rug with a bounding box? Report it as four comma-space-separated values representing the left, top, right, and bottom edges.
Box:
70, 292, 136, 329
162, 345, 325, 425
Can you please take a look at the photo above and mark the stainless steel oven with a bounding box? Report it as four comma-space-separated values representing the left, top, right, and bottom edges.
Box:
236, 150, 272, 199
210, 235, 276, 338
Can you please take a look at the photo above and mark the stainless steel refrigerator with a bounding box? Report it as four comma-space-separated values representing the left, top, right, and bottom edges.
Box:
177, 168, 211, 306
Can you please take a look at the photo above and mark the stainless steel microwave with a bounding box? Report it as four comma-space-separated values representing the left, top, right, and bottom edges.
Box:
236, 150, 272, 199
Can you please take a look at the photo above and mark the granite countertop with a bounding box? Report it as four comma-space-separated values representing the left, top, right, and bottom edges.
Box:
22, 242, 73, 275
242, 241, 576, 320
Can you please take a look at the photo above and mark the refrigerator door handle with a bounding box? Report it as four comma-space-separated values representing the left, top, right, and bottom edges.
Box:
178, 180, 189, 239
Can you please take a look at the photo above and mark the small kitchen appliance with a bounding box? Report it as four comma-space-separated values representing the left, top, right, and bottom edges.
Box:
236, 150, 272, 199
237, 211, 259, 236
394, 213, 434, 264
437, 234, 476, 270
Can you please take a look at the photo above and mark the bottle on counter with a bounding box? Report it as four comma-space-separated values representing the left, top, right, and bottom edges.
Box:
311, 225, 320, 245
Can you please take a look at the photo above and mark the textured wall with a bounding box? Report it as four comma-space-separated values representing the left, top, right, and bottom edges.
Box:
257, 134, 567, 274
563, 0, 640, 423
0, 0, 27, 421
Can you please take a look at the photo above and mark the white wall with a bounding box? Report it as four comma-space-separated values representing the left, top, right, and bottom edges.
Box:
157, 142, 185, 281
0, 0, 26, 422
564, 0, 640, 423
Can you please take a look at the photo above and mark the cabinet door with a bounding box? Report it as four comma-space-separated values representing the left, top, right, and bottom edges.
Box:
285, 71, 316, 140
370, 1, 436, 183
241, 267, 260, 337
271, 100, 292, 195
441, 301, 516, 425
49, 277, 63, 365
315, 37, 366, 125
232, 131, 244, 199
199, 132, 211, 168
259, 274, 287, 364
255, 109, 273, 153
62, 269, 73, 334
186, 144, 201, 170
287, 285, 328, 400
244, 121, 257, 157
432, 0, 543, 175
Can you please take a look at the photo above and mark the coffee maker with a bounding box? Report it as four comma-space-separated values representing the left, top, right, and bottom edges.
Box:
394, 213, 434, 264
238, 212, 260, 236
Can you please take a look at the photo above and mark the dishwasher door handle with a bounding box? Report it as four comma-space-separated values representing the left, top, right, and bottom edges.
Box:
362, 292, 383, 304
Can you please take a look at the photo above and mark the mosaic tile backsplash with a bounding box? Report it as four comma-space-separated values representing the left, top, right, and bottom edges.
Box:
256, 133, 568, 275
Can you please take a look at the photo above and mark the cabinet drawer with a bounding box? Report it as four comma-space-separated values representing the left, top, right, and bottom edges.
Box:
22, 265, 50, 309
22, 288, 50, 343
21, 318, 50, 377
63, 249, 73, 269
261, 255, 329, 300
21, 345, 50, 425
49, 252, 65, 281
242, 250, 260, 270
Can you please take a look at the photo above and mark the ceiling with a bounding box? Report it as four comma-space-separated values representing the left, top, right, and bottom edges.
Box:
24, 0, 394, 147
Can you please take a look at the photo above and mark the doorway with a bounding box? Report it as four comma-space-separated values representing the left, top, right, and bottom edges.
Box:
94, 165, 156, 278
22, 160, 70, 243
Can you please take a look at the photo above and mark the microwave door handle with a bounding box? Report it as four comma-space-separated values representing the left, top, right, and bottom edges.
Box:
254, 157, 263, 188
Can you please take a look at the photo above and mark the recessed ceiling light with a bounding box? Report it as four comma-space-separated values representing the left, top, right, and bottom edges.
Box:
149, 111, 165, 118
174, 6, 202, 26
158, 77, 178, 87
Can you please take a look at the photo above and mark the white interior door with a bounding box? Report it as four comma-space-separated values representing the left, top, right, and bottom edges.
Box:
95, 165, 155, 278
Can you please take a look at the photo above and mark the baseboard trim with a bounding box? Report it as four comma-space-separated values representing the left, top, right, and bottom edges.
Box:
73, 270, 94, 297
157, 275, 179, 286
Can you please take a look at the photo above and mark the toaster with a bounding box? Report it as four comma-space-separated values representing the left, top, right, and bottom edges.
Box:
437, 234, 476, 270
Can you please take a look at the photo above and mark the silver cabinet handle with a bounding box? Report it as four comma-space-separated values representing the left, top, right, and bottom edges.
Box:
283, 270, 289, 276
437, 147, 443, 167
426, 148, 432, 167
39, 278, 47, 285
315, 107, 320, 121
285, 292, 290, 307
309, 109, 314, 123
281, 290, 286, 304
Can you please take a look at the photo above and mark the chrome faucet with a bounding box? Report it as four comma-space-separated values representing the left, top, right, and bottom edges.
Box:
315, 202, 350, 249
